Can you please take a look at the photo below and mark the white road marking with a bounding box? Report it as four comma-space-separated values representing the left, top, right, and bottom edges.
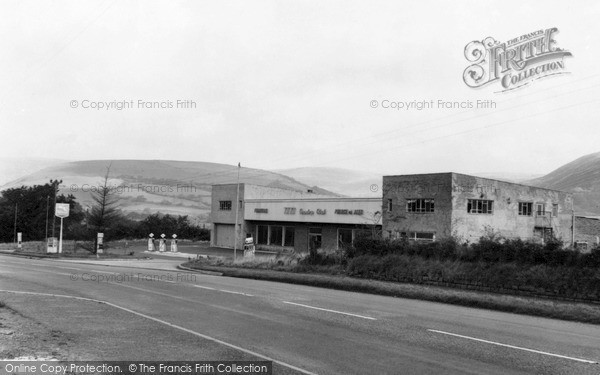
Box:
427, 329, 598, 364
193, 285, 217, 291
192, 285, 253, 296
219, 289, 254, 297
89, 269, 118, 274
283, 301, 377, 321
0, 290, 316, 375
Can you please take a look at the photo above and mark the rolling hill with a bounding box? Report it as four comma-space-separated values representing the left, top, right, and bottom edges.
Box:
1, 160, 339, 222
274, 167, 382, 198
525, 151, 600, 215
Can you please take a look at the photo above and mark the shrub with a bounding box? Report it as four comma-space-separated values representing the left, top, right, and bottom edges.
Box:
345, 254, 600, 300
348, 235, 594, 268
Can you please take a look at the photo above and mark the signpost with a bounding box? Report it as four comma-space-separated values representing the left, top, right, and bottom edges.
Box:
97, 233, 104, 254
47, 237, 57, 253
55, 203, 69, 254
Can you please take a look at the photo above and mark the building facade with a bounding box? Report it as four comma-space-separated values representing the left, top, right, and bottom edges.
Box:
574, 216, 600, 251
209, 184, 382, 253
382, 173, 574, 243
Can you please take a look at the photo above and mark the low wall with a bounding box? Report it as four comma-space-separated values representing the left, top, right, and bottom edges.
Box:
0, 241, 77, 253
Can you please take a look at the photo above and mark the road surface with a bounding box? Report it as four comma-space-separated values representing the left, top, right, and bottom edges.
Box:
1, 254, 599, 374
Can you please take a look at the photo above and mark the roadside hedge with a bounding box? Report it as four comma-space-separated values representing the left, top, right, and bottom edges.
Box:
346, 254, 600, 300
348, 237, 600, 268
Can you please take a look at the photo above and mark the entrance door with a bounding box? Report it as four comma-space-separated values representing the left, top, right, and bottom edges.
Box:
308, 228, 322, 251
215, 224, 235, 248
534, 227, 553, 243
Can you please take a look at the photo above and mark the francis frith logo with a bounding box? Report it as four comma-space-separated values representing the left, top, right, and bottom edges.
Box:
463, 27, 572, 92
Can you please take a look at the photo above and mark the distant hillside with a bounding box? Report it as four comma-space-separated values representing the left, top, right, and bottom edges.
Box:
0, 157, 66, 186
525, 152, 600, 215
471, 172, 544, 183
1, 160, 339, 221
274, 167, 382, 197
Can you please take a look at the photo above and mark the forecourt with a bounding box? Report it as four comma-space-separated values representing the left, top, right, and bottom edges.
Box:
0, 255, 599, 375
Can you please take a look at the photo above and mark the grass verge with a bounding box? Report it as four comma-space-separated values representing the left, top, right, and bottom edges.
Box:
182, 260, 600, 325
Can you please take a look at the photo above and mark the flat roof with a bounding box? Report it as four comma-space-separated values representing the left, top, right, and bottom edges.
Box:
245, 197, 380, 203
383, 172, 569, 194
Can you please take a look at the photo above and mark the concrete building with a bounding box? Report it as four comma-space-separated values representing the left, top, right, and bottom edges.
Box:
209, 184, 382, 253
574, 216, 600, 251
382, 173, 575, 244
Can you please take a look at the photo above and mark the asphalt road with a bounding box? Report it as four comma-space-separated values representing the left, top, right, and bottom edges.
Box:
1, 254, 599, 375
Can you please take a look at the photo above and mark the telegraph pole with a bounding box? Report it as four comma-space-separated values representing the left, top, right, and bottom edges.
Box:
13, 203, 17, 244
45, 195, 49, 242
51, 181, 57, 238
233, 162, 241, 260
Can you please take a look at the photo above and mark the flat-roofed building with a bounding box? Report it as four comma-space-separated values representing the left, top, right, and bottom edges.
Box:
382, 173, 574, 243
209, 183, 381, 253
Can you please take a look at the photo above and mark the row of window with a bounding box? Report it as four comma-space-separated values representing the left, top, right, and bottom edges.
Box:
388, 231, 435, 242
255, 225, 361, 248
256, 225, 295, 247
387, 198, 559, 216
518, 202, 559, 217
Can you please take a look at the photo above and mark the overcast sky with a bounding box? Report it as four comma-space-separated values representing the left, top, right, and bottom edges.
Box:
1, 0, 599, 176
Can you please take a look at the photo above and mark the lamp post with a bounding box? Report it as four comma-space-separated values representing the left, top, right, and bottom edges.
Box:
233, 162, 241, 260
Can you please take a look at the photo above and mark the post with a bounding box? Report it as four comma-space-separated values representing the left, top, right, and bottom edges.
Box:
97, 233, 104, 256
45, 196, 49, 242
58, 217, 64, 254
233, 162, 241, 260
13, 203, 17, 245
571, 210, 575, 247
52, 182, 58, 239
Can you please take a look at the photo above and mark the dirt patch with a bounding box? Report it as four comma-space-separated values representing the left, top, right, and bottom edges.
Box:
0, 303, 75, 360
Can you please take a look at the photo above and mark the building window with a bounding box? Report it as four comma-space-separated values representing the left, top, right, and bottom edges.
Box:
284, 227, 295, 247
406, 232, 435, 242
239, 200, 243, 209
552, 204, 559, 217
518, 202, 533, 216
270, 226, 283, 246
257, 225, 268, 245
338, 228, 353, 248
406, 198, 434, 213
308, 227, 322, 251
219, 200, 232, 211
387, 199, 393, 211
467, 199, 493, 214
536, 203, 546, 216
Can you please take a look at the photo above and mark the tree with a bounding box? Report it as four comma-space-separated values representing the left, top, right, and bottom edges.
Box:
88, 163, 122, 247
0, 182, 84, 243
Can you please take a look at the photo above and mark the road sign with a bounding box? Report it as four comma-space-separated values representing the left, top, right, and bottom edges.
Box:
97, 233, 104, 254
55, 203, 70, 218
47, 237, 57, 253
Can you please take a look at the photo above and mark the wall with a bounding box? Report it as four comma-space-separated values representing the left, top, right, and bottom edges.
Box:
382, 173, 453, 239
574, 216, 600, 250
450, 173, 573, 243
209, 184, 245, 225
244, 198, 382, 225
